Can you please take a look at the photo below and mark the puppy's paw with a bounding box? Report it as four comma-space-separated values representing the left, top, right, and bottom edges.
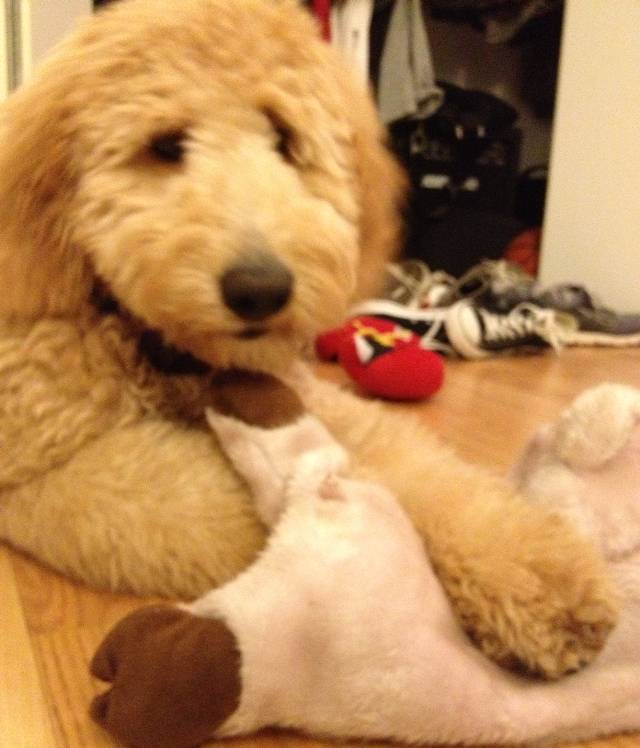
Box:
478, 576, 617, 679
442, 513, 620, 679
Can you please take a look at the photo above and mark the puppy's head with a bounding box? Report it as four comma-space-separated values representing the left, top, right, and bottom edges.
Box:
0, 0, 404, 371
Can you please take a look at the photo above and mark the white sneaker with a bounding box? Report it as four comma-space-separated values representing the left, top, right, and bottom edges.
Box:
350, 299, 574, 359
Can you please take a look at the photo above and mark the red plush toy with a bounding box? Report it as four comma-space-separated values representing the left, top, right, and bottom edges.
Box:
316, 316, 444, 401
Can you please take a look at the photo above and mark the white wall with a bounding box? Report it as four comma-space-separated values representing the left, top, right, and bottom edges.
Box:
22, 0, 93, 79
540, 0, 640, 312
0, 5, 8, 98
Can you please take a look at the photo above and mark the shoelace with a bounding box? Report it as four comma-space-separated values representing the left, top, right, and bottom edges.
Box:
457, 259, 535, 300
386, 262, 456, 308
478, 303, 569, 352
418, 313, 455, 356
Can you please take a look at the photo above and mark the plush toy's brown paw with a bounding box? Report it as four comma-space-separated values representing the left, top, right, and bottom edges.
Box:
440, 513, 620, 679
90, 605, 242, 748
210, 369, 304, 428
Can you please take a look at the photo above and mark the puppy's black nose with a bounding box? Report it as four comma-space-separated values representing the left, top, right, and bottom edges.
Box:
220, 253, 293, 322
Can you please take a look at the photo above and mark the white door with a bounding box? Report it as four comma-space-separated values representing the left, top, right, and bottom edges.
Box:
1, 0, 92, 97
540, 0, 640, 312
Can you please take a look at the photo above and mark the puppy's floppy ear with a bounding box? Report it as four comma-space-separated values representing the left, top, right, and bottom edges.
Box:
0, 55, 92, 319
347, 83, 407, 301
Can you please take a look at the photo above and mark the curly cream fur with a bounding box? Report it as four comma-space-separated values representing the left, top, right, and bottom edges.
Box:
0, 0, 619, 678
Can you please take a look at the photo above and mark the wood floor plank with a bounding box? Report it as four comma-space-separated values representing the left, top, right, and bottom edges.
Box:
0, 547, 58, 748
2, 347, 640, 747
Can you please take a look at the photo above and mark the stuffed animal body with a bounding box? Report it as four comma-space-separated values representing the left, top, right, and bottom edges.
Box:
91, 383, 640, 748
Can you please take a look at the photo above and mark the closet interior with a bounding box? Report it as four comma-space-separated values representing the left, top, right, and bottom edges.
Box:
319, 0, 564, 278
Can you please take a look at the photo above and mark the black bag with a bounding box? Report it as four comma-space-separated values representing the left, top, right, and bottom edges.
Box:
390, 82, 524, 276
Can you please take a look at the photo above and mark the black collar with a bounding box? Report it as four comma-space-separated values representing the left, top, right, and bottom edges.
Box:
90, 282, 211, 376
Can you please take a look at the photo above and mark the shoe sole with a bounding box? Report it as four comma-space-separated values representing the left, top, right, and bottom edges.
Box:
443, 302, 488, 360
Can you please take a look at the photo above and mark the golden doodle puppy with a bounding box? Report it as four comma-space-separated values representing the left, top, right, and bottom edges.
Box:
0, 0, 617, 678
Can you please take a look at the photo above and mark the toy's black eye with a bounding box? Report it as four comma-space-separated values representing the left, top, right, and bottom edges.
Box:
149, 131, 186, 163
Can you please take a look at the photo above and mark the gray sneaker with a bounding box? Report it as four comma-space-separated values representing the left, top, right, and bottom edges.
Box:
535, 285, 640, 347
455, 259, 536, 311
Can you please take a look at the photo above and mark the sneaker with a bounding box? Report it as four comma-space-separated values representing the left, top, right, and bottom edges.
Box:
536, 285, 640, 347
454, 258, 537, 311
382, 258, 536, 311
350, 298, 574, 360
382, 260, 457, 309
445, 301, 573, 359
453, 260, 640, 347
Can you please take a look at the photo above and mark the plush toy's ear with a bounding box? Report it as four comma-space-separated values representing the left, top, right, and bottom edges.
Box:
90, 605, 242, 748
0, 49, 93, 319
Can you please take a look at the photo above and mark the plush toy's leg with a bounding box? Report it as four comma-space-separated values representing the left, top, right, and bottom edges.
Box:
512, 383, 640, 564
0, 420, 265, 598
292, 368, 619, 678
204, 408, 349, 527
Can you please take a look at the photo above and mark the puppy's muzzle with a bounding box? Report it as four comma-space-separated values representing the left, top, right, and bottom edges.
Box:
221, 251, 293, 323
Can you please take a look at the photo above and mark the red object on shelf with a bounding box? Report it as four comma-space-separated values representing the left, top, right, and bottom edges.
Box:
504, 227, 541, 277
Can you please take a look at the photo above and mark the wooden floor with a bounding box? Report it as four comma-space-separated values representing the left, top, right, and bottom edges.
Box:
2, 347, 640, 748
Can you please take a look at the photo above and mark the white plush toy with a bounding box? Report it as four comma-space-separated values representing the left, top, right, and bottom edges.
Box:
90, 382, 640, 748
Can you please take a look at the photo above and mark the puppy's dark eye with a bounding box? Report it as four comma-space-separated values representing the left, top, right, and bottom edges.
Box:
264, 110, 296, 164
149, 131, 186, 163
274, 122, 295, 162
